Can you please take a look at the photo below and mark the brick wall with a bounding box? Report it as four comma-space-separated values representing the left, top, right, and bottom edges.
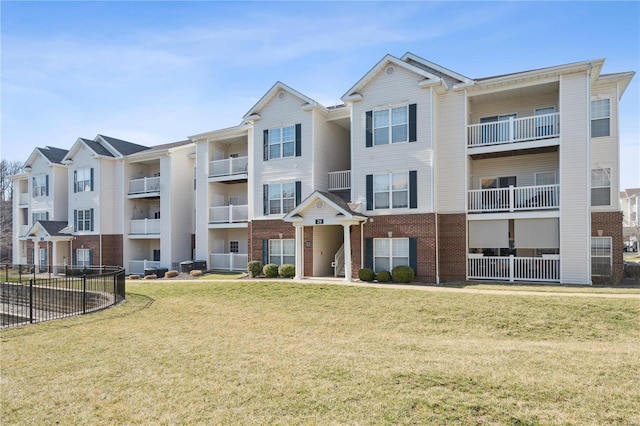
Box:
248, 220, 296, 264
437, 213, 467, 282
73, 235, 123, 267
591, 211, 624, 284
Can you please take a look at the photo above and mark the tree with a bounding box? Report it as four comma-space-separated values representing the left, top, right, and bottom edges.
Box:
0, 159, 24, 262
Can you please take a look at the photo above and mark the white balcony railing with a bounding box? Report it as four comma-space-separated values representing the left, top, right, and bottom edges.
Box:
328, 170, 351, 191
468, 255, 560, 282
20, 225, 28, 236
209, 156, 248, 177
19, 192, 29, 205
130, 176, 160, 194
467, 113, 560, 147
128, 260, 161, 275
209, 205, 248, 223
468, 184, 559, 213
130, 218, 161, 234
210, 253, 248, 271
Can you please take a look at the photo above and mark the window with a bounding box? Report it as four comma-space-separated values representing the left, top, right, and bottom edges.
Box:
480, 114, 516, 143
153, 249, 161, 262
591, 237, 611, 276
268, 182, 295, 215
75, 209, 93, 231
32, 211, 49, 223
591, 99, 610, 137
267, 125, 295, 159
373, 238, 409, 273
374, 172, 409, 209
77, 248, 91, 268
74, 167, 93, 192
366, 104, 416, 147
39, 248, 48, 266
535, 107, 556, 137
591, 168, 610, 206
535, 171, 557, 186
229, 241, 239, 253
269, 239, 295, 266
32, 174, 48, 197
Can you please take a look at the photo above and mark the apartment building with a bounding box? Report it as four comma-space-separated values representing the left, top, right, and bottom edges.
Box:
13, 53, 634, 284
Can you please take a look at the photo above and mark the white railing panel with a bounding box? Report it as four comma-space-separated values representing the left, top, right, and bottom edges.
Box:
128, 260, 161, 275
209, 205, 248, 223
468, 256, 510, 280
468, 255, 560, 282
20, 225, 28, 236
19, 192, 29, 205
468, 187, 510, 212
468, 184, 559, 213
468, 113, 560, 147
130, 219, 161, 234
209, 157, 248, 177
130, 176, 160, 194
513, 256, 560, 282
210, 253, 248, 271
328, 170, 351, 191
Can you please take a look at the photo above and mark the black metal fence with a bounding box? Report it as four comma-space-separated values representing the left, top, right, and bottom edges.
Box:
1, 264, 126, 329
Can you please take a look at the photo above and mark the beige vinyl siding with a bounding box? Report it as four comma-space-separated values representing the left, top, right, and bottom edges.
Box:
251, 91, 314, 219
559, 72, 591, 284
351, 65, 434, 214
312, 109, 350, 192
469, 152, 559, 189
435, 90, 467, 213
590, 82, 620, 211
68, 144, 101, 233
313, 225, 343, 276
52, 166, 68, 222
469, 91, 559, 124
28, 155, 53, 223
166, 147, 196, 267
194, 141, 210, 260
100, 159, 116, 234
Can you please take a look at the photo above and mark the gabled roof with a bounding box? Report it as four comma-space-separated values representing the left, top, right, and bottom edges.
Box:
97, 135, 149, 156
341, 54, 443, 101
24, 146, 69, 168
126, 139, 193, 160
63, 135, 148, 161
400, 52, 472, 85
27, 221, 72, 238
283, 191, 367, 222
243, 81, 322, 121
79, 137, 114, 157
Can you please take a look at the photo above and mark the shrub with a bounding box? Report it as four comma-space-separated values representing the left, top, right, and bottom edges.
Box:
190, 270, 203, 277
263, 263, 279, 278
358, 268, 375, 281
129, 274, 140, 280
376, 270, 391, 282
278, 264, 295, 278
165, 270, 179, 278
392, 265, 415, 283
247, 261, 263, 278
143, 274, 157, 280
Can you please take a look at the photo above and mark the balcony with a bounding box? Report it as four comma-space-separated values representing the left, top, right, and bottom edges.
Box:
208, 157, 248, 182
468, 113, 560, 149
129, 177, 160, 197
19, 192, 29, 206
20, 225, 29, 236
128, 260, 161, 275
468, 254, 560, 282
208, 205, 248, 225
209, 253, 248, 271
328, 170, 351, 191
468, 184, 559, 213
129, 218, 160, 235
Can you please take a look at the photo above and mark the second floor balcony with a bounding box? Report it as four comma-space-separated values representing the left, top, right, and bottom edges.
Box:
19, 192, 29, 206
129, 176, 160, 197
328, 170, 351, 191
129, 218, 160, 235
468, 113, 560, 148
209, 157, 248, 182
208, 205, 248, 225
468, 184, 559, 214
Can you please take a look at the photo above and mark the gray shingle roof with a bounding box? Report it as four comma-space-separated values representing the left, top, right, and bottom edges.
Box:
37, 221, 72, 236
80, 138, 114, 157
98, 135, 149, 156
37, 146, 69, 164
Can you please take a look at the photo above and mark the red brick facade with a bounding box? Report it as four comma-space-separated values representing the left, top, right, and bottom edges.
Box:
591, 211, 624, 284
437, 213, 467, 282
248, 220, 296, 265
73, 235, 123, 266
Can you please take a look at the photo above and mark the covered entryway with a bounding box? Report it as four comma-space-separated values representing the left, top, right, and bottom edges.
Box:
25, 221, 73, 275
284, 191, 366, 281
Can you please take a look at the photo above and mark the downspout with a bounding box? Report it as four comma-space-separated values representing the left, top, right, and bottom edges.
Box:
360, 220, 365, 272
432, 87, 439, 285
586, 64, 592, 285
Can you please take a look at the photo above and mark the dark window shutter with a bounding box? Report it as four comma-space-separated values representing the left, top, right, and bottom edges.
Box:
366, 111, 373, 148
90, 168, 94, 191
88, 249, 93, 266
263, 130, 269, 161
365, 238, 373, 270
90, 208, 94, 231
73, 170, 77, 193
409, 237, 417, 275
45, 175, 49, 196
366, 175, 373, 211
409, 104, 417, 142
73, 210, 77, 232
409, 171, 417, 209
45, 211, 49, 220
72, 249, 77, 266
262, 239, 269, 266
295, 123, 302, 157
295, 181, 302, 206
263, 185, 269, 216
32, 177, 36, 195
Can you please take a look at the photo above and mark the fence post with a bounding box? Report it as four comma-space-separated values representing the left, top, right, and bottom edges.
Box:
29, 279, 34, 323
5, 264, 7, 283
509, 255, 514, 283
18, 264, 22, 284
82, 275, 87, 314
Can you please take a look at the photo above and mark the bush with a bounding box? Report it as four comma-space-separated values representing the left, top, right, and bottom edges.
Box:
247, 261, 263, 278
143, 274, 157, 280
190, 270, 203, 277
392, 265, 415, 283
376, 270, 391, 282
263, 263, 279, 278
165, 270, 179, 278
129, 274, 140, 280
278, 264, 295, 278
358, 268, 375, 281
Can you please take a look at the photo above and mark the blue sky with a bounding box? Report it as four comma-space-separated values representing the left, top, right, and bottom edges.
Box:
1, 1, 638, 188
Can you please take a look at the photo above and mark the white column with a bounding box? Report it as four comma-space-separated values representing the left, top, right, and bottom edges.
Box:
52, 241, 58, 275
33, 240, 40, 268
294, 224, 304, 280
343, 224, 352, 282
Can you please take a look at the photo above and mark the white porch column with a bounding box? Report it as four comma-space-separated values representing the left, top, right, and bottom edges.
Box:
343, 224, 352, 282
52, 241, 58, 275
33, 240, 40, 268
294, 224, 304, 280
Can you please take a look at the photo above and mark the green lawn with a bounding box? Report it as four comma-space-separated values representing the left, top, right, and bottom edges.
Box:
2, 280, 639, 425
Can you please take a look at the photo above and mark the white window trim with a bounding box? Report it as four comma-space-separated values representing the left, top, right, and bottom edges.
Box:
229, 241, 239, 253
32, 211, 49, 223
33, 174, 47, 197
268, 239, 295, 266
268, 182, 295, 215
373, 172, 409, 210
77, 209, 92, 232
590, 98, 611, 138
591, 237, 612, 276
373, 237, 410, 273
77, 248, 91, 268
534, 171, 557, 186
591, 167, 611, 207
373, 105, 409, 145
75, 167, 92, 192
268, 125, 295, 160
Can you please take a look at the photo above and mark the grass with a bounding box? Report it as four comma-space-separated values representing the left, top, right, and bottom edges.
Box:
439, 282, 640, 294
2, 280, 639, 425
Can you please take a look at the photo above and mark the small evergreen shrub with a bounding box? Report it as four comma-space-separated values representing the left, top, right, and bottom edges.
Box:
247, 261, 263, 278
392, 265, 415, 283
376, 270, 391, 282
129, 274, 141, 280
144, 274, 157, 280
278, 264, 295, 278
165, 270, 179, 278
263, 263, 279, 278
358, 268, 375, 281
190, 270, 203, 277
